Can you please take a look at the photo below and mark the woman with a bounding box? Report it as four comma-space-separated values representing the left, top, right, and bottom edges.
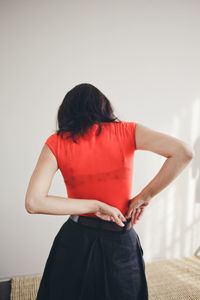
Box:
25, 83, 194, 300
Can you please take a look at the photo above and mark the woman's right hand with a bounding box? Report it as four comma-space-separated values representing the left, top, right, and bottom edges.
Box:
124, 194, 151, 226
94, 201, 127, 227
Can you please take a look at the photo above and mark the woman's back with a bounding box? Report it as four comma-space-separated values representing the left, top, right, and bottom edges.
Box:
45, 121, 137, 218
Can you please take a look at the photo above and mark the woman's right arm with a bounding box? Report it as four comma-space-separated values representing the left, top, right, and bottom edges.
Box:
125, 123, 195, 225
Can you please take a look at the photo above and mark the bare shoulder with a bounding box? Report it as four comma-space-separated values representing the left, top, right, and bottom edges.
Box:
135, 122, 194, 158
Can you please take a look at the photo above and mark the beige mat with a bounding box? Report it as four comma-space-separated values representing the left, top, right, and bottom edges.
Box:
10, 255, 200, 300
145, 255, 200, 299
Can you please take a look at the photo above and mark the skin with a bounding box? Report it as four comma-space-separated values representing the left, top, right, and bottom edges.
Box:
25, 123, 194, 228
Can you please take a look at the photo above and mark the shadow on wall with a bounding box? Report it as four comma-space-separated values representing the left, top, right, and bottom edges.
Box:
140, 98, 200, 262
192, 135, 200, 256
192, 136, 200, 204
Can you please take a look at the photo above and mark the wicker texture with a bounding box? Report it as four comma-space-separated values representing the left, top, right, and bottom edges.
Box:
10, 255, 200, 300
145, 256, 200, 299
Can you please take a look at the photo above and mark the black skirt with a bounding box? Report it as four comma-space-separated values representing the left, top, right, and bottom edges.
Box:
36, 217, 149, 300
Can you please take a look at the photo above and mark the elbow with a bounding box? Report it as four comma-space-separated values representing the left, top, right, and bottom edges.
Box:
179, 144, 195, 161
25, 198, 37, 214
186, 149, 195, 160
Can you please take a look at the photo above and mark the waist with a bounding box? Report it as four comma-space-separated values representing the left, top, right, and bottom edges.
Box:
69, 214, 132, 232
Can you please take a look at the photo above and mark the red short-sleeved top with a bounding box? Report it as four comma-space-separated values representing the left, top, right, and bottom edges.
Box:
45, 121, 137, 219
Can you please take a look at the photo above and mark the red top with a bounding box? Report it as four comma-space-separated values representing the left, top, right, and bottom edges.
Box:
45, 121, 137, 219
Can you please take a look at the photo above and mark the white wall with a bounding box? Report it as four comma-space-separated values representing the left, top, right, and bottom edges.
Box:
1, 0, 200, 279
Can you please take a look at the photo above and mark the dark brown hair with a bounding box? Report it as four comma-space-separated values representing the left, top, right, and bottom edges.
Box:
56, 83, 121, 143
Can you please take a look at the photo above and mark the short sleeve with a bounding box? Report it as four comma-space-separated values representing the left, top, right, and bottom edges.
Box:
45, 133, 59, 161
129, 122, 137, 150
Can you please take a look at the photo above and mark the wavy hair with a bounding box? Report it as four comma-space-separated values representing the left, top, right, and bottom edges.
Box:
56, 83, 121, 143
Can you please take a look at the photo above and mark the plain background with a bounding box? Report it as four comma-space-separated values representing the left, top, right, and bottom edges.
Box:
1, 0, 200, 279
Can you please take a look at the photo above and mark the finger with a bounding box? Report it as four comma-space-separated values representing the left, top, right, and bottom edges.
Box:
135, 206, 146, 223
137, 207, 144, 219
132, 206, 136, 219
131, 211, 135, 226
105, 215, 112, 221
96, 212, 111, 221
131, 206, 137, 226
133, 208, 140, 224
110, 216, 115, 222
113, 215, 125, 227
136, 207, 145, 221
125, 207, 134, 219
120, 213, 127, 222
124, 210, 130, 219
135, 208, 141, 219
